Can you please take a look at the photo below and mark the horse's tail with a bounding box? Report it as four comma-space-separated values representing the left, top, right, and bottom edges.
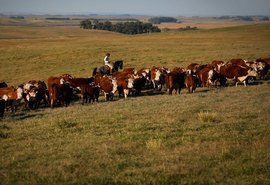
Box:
92, 67, 98, 76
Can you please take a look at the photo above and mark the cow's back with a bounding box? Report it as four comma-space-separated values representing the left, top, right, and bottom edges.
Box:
220, 65, 249, 79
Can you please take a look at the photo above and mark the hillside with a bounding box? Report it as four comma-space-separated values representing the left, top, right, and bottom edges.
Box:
1, 23, 270, 85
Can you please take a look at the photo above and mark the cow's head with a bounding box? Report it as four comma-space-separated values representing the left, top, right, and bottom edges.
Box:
256, 61, 266, 71
127, 77, 134, 89
16, 87, 24, 100
26, 87, 38, 102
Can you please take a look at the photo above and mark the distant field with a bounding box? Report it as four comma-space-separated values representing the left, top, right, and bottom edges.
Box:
158, 16, 266, 30
0, 21, 270, 184
158, 20, 255, 30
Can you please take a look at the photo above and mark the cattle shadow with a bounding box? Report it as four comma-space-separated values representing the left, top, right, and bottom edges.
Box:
195, 89, 211, 93
8, 111, 45, 121
143, 89, 166, 96
248, 81, 264, 86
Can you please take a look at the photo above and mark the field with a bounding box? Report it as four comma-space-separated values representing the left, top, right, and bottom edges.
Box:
0, 19, 270, 184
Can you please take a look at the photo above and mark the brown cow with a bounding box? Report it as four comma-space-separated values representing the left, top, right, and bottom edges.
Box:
112, 71, 134, 79
115, 75, 134, 99
196, 67, 215, 87
80, 83, 100, 104
122, 67, 137, 75
63, 76, 94, 89
0, 86, 24, 112
185, 74, 198, 93
165, 71, 185, 95
22, 80, 48, 109
219, 64, 257, 86
94, 75, 117, 101
150, 66, 168, 91
58, 83, 73, 107
47, 76, 66, 108
132, 71, 148, 96
228, 58, 248, 67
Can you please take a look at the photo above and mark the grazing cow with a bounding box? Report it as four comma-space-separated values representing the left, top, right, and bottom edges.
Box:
150, 66, 161, 90
47, 76, 65, 108
165, 71, 186, 95
24, 85, 48, 110
151, 66, 168, 91
0, 86, 24, 112
58, 83, 73, 107
22, 80, 48, 109
196, 67, 215, 87
132, 72, 148, 96
94, 75, 117, 101
185, 74, 198, 93
63, 76, 94, 89
24, 86, 38, 110
115, 75, 134, 99
219, 64, 257, 86
80, 83, 100, 104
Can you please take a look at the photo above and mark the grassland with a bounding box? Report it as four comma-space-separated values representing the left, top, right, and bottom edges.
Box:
0, 21, 270, 184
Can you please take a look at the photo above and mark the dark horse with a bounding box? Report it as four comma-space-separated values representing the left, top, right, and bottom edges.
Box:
92, 60, 123, 76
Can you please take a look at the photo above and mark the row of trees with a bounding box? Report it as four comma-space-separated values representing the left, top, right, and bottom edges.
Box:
148, 17, 178, 24
80, 19, 161, 34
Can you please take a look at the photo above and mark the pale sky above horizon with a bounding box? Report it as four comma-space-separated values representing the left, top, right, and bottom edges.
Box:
0, 0, 269, 16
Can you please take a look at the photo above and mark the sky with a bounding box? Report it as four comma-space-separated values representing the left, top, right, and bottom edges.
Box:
0, 0, 270, 16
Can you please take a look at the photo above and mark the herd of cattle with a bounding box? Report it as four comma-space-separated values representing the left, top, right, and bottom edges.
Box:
0, 57, 269, 118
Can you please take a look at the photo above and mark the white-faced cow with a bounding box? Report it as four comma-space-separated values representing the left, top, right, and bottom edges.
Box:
219, 64, 257, 86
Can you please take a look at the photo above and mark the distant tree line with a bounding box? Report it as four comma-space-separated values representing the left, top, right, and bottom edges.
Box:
80, 19, 161, 34
46, 17, 70, 20
163, 26, 198, 32
10, 16, 24, 19
148, 17, 178, 24
213, 16, 264, 21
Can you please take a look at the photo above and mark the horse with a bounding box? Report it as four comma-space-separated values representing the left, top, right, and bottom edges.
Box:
93, 60, 123, 76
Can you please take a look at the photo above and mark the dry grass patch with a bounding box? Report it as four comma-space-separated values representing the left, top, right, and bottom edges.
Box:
197, 111, 219, 123
145, 138, 163, 150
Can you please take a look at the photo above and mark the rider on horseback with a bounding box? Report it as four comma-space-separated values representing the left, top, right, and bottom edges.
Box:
104, 53, 113, 74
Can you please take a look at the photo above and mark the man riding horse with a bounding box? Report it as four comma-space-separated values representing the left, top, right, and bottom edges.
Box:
104, 53, 113, 74
92, 53, 123, 76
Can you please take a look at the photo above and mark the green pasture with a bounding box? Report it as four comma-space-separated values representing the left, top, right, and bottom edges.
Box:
0, 23, 270, 184
1, 23, 270, 85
